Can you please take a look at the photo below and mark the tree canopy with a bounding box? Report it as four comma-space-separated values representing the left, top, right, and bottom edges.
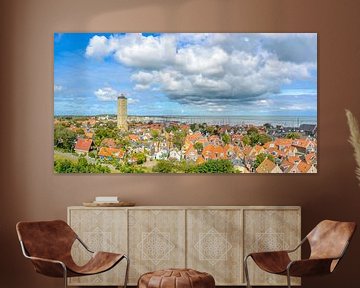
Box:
54, 124, 77, 151
54, 158, 110, 173
191, 159, 234, 173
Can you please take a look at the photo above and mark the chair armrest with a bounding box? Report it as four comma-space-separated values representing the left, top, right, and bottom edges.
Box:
19, 240, 67, 277
287, 258, 335, 277
26, 255, 67, 278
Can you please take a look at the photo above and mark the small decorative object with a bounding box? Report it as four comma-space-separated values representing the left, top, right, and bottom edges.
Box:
54, 33, 317, 174
83, 196, 135, 207
83, 201, 135, 207
346, 109, 360, 185
94, 196, 119, 203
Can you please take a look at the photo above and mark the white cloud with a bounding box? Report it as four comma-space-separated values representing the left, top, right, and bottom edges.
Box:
86, 34, 177, 69
94, 87, 118, 101
94, 87, 139, 104
85, 36, 114, 59
175, 46, 229, 75
114, 34, 176, 69
86, 33, 317, 109
128, 97, 139, 104
54, 85, 63, 92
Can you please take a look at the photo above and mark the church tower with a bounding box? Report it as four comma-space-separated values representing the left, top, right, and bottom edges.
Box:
117, 94, 128, 131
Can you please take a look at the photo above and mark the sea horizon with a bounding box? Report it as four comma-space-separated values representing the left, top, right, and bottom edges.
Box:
55, 114, 317, 127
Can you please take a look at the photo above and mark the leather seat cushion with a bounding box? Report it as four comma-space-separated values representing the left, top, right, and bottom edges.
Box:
138, 268, 215, 288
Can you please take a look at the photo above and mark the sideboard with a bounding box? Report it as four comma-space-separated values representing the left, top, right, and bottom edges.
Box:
67, 206, 301, 286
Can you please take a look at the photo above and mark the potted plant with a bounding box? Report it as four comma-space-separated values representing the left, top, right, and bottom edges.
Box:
346, 109, 360, 185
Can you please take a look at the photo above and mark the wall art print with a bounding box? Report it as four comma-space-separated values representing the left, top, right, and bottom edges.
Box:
54, 33, 317, 174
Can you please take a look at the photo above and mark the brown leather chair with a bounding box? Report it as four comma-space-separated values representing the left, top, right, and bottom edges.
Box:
244, 220, 356, 288
16, 220, 129, 288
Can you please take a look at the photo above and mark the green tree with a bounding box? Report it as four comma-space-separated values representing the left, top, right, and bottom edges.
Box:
253, 153, 275, 169
94, 126, 119, 146
258, 134, 272, 145
192, 159, 234, 173
152, 160, 175, 173
151, 129, 160, 139
54, 124, 77, 151
190, 123, 199, 132
88, 151, 96, 159
176, 160, 197, 173
54, 159, 74, 173
286, 132, 301, 140
117, 163, 145, 173
242, 135, 251, 146
205, 126, 216, 135
247, 127, 258, 135
151, 129, 161, 150
133, 152, 147, 165
76, 128, 85, 135
194, 142, 204, 154
173, 130, 186, 150
222, 133, 231, 145
249, 133, 260, 146
244, 127, 271, 146
54, 158, 110, 173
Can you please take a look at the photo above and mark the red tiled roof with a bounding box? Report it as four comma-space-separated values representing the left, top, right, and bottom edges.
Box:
287, 155, 301, 165
209, 135, 220, 141
297, 161, 312, 173
75, 139, 92, 152
274, 138, 293, 147
186, 133, 202, 143
202, 145, 227, 160
292, 139, 310, 149
129, 134, 140, 141
256, 158, 276, 173
98, 147, 124, 159
263, 141, 276, 149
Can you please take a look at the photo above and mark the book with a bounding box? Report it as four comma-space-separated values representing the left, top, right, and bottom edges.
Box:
95, 196, 119, 202
93, 201, 119, 204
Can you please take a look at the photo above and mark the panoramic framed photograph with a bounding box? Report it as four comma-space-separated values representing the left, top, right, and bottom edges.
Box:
54, 33, 317, 174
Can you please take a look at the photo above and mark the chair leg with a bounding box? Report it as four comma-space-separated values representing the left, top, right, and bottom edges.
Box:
286, 269, 291, 288
244, 255, 252, 288
62, 265, 68, 288
123, 255, 130, 288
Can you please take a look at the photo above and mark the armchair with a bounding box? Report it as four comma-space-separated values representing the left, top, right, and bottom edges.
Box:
244, 220, 356, 288
16, 220, 129, 288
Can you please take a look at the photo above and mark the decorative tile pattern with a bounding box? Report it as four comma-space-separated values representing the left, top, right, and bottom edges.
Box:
68, 209, 127, 286
128, 209, 185, 284
244, 209, 301, 286
252, 228, 287, 252
194, 227, 232, 265
187, 209, 242, 285
138, 228, 175, 265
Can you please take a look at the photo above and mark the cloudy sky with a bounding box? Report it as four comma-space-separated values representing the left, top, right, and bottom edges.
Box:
54, 33, 317, 116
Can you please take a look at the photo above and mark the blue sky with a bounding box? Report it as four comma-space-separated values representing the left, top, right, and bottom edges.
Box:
54, 33, 317, 116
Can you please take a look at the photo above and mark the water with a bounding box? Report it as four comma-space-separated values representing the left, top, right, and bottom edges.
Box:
128, 115, 317, 127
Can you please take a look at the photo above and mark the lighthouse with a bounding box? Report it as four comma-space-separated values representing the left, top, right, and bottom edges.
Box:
117, 94, 128, 131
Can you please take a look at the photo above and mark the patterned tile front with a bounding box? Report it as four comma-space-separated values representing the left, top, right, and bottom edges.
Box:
128, 209, 186, 284
244, 209, 301, 286
187, 209, 243, 285
68, 209, 127, 286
